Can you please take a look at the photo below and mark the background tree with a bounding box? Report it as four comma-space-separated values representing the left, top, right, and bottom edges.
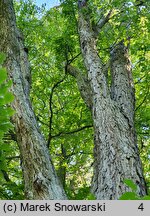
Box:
0, 0, 149, 199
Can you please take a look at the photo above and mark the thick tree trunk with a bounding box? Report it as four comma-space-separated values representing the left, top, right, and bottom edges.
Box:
77, 1, 147, 199
0, 0, 67, 199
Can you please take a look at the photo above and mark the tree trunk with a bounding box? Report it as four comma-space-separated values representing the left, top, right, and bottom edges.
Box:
0, 0, 67, 199
76, 1, 147, 199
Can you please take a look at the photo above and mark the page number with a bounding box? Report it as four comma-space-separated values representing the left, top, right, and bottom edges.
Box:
138, 203, 144, 211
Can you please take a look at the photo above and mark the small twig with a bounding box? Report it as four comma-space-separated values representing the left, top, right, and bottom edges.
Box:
1, 170, 11, 182
6, 155, 20, 160
135, 87, 149, 112
47, 76, 66, 148
68, 52, 81, 64
36, 116, 49, 127
135, 74, 146, 84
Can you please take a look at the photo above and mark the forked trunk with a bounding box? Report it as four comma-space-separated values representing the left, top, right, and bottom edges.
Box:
77, 3, 147, 199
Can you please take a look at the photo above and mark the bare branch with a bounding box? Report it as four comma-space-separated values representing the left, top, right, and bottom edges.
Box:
6, 156, 20, 160
47, 76, 66, 148
135, 87, 149, 112
52, 124, 93, 138
66, 65, 92, 109
68, 52, 81, 64
1, 170, 11, 182
93, 10, 113, 36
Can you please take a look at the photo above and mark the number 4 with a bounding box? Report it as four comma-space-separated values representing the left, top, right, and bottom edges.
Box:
138, 203, 144, 211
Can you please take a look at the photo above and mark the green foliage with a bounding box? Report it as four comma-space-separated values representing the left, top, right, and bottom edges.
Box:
120, 192, 140, 200
0, 53, 14, 143
0, 53, 24, 199
119, 179, 150, 200
123, 179, 137, 192
66, 185, 96, 200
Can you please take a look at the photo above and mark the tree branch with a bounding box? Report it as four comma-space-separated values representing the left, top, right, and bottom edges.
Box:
66, 65, 92, 109
47, 76, 66, 148
52, 124, 93, 138
93, 10, 113, 36
135, 87, 149, 112
1, 170, 11, 182
6, 155, 20, 161
68, 52, 81, 64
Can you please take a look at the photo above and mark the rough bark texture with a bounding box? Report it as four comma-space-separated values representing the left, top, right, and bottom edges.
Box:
110, 42, 135, 128
0, 0, 67, 199
67, 64, 92, 109
77, 1, 147, 199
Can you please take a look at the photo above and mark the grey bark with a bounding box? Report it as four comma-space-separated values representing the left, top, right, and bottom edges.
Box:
110, 41, 135, 128
67, 64, 92, 109
0, 0, 67, 199
77, 1, 147, 199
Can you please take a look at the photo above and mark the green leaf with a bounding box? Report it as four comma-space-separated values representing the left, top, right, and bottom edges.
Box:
119, 192, 140, 200
4, 92, 14, 103
142, 195, 150, 200
123, 179, 137, 192
4, 107, 15, 116
0, 68, 7, 84
0, 122, 12, 132
0, 53, 6, 64
87, 193, 96, 200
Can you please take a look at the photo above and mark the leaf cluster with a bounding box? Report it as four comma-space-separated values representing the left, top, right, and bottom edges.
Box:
0, 54, 23, 199
119, 179, 150, 200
